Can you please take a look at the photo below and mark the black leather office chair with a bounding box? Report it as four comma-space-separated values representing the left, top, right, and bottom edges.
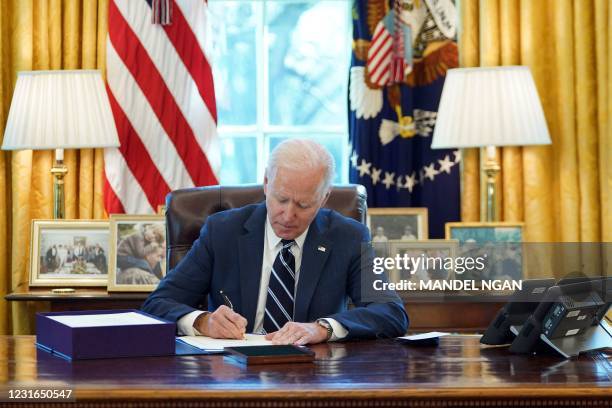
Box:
165, 184, 367, 269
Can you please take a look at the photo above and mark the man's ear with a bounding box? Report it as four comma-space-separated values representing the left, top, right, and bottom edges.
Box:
320, 189, 331, 207
263, 173, 269, 196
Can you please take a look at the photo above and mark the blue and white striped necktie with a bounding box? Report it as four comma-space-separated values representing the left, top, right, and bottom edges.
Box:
263, 239, 295, 333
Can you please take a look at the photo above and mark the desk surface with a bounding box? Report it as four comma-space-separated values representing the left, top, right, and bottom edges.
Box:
1, 335, 611, 407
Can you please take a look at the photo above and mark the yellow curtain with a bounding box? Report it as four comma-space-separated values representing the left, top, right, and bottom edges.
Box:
0, 0, 109, 335
458, 0, 611, 247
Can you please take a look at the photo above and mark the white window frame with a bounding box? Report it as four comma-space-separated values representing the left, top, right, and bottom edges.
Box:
210, 0, 352, 184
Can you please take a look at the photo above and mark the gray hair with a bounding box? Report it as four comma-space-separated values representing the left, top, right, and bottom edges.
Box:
266, 139, 335, 197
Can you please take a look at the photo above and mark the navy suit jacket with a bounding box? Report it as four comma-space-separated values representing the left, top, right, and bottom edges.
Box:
142, 202, 409, 339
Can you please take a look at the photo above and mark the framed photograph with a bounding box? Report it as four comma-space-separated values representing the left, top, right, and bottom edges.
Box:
367, 208, 428, 257
445, 222, 523, 243
29, 220, 110, 287
445, 222, 524, 282
388, 239, 459, 287
108, 215, 166, 292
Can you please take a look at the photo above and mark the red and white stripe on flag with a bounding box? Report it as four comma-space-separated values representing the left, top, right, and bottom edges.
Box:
104, 0, 220, 215
366, 23, 393, 86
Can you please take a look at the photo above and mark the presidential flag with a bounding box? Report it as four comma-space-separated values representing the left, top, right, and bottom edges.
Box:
349, 0, 460, 238
104, 0, 220, 214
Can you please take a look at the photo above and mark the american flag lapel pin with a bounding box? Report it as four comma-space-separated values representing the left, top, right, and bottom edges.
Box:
317, 246, 326, 252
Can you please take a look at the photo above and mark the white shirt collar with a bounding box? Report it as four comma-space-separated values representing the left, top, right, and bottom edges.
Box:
265, 216, 309, 250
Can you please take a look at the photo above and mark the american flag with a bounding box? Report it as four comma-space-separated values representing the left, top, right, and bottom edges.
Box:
366, 0, 409, 87
367, 21, 393, 86
104, 0, 220, 214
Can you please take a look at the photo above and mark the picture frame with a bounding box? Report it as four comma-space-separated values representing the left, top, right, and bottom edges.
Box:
388, 239, 459, 287
108, 214, 167, 292
445, 222, 524, 283
367, 208, 428, 242
445, 222, 524, 243
29, 220, 110, 287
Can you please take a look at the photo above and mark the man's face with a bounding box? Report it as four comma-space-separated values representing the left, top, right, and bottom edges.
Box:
264, 166, 329, 240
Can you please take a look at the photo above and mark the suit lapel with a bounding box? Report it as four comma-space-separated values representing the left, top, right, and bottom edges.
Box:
238, 203, 267, 332
294, 212, 331, 322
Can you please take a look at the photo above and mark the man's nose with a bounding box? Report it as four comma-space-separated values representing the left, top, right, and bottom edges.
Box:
283, 202, 297, 220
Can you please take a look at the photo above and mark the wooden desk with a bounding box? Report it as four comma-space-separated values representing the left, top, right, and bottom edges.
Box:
1, 335, 610, 407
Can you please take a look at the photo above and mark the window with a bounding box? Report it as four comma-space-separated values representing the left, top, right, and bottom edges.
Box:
208, 0, 351, 185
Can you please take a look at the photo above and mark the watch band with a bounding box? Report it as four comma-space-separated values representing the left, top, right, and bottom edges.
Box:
317, 319, 333, 341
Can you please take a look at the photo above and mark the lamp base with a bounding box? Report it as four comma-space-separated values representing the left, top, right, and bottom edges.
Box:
51, 161, 68, 219
483, 156, 500, 222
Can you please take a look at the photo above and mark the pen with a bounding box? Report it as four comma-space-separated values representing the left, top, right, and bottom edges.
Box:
219, 290, 246, 340
219, 290, 233, 310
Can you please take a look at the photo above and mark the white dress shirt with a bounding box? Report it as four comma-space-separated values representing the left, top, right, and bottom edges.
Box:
178, 217, 347, 340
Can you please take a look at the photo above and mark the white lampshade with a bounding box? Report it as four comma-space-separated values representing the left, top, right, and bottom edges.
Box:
431, 66, 551, 149
2, 70, 119, 150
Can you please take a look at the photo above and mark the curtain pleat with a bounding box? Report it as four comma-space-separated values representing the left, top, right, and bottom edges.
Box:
606, 2, 612, 279
458, 0, 481, 222
94, 0, 109, 220
9, 0, 35, 336
499, 0, 522, 222
0, 0, 10, 336
80, 0, 98, 219
574, 1, 600, 242
63, 0, 81, 220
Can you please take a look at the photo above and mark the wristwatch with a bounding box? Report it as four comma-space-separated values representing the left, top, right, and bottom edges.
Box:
316, 319, 333, 341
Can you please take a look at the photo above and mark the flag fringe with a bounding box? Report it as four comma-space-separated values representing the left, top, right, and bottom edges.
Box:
152, 0, 172, 25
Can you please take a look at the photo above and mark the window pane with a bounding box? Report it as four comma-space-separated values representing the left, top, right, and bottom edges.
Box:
266, 2, 349, 126
268, 134, 347, 184
219, 136, 259, 184
208, 2, 258, 125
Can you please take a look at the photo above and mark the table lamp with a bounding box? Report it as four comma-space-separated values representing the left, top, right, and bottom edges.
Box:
2, 70, 120, 218
431, 66, 551, 221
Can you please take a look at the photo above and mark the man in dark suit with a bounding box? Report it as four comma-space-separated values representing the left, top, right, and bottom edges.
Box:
142, 139, 408, 344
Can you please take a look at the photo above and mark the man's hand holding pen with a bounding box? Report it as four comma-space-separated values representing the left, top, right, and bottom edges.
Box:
193, 291, 246, 339
193, 305, 247, 339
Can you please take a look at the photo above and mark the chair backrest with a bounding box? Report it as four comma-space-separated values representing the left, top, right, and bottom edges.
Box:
165, 184, 367, 269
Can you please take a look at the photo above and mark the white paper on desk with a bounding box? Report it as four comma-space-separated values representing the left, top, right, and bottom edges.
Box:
48, 312, 164, 328
397, 332, 450, 341
178, 334, 273, 351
